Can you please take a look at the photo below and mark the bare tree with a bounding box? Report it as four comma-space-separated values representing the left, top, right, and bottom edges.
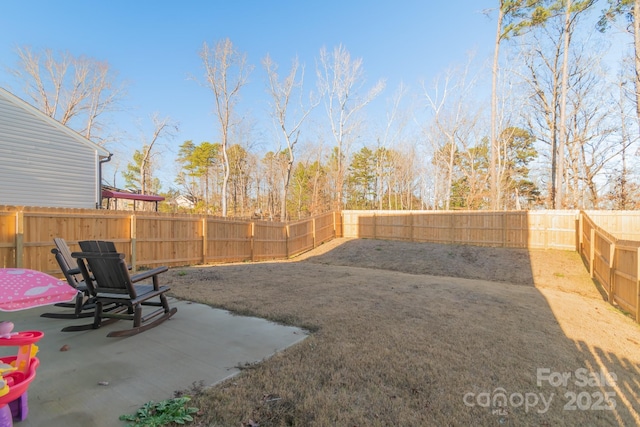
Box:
609, 59, 640, 208
261, 151, 286, 220
228, 114, 260, 216
373, 82, 414, 209
556, 0, 596, 207
519, 24, 564, 207
9, 46, 125, 145
519, 7, 615, 208
296, 138, 331, 216
599, 0, 640, 132
317, 44, 385, 209
490, 3, 507, 209
200, 39, 252, 217
385, 145, 420, 210
140, 114, 178, 195
487, 1, 554, 209
567, 60, 638, 207
263, 54, 319, 221
423, 59, 482, 210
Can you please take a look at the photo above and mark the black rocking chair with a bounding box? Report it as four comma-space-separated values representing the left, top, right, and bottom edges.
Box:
62, 240, 177, 338
41, 238, 96, 319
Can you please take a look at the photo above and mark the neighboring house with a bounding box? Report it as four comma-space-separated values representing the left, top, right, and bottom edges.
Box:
0, 87, 112, 209
175, 194, 197, 210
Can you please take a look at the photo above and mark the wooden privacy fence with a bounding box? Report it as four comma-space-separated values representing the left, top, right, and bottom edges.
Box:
582, 210, 640, 241
0, 206, 339, 275
342, 210, 579, 250
343, 209, 640, 324
3, 205, 639, 323
579, 210, 640, 322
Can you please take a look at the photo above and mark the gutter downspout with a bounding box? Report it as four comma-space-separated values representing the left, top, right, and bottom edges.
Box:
97, 153, 113, 209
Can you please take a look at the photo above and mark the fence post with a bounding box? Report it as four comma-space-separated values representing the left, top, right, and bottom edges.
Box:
373, 212, 377, 239
589, 228, 595, 278
410, 212, 414, 242
333, 211, 337, 238
609, 241, 616, 307
130, 214, 137, 271
576, 212, 582, 253
544, 212, 549, 249
250, 222, 255, 262
502, 212, 507, 247
15, 211, 23, 268
285, 224, 290, 258
450, 213, 454, 244
636, 247, 640, 323
312, 217, 317, 249
523, 211, 529, 249
202, 217, 207, 264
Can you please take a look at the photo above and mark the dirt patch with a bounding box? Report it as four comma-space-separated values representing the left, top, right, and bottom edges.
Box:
166, 238, 640, 426
295, 238, 600, 294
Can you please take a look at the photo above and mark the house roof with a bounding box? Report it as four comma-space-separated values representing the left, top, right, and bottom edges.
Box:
0, 87, 111, 158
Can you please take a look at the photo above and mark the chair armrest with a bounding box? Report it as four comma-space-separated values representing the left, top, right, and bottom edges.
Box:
130, 266, 169, 283
66, 267, 81, 275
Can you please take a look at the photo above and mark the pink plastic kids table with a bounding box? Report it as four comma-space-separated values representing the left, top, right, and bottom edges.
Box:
0, 268, 76, 426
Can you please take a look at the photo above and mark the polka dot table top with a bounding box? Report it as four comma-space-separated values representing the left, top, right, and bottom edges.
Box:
0, 269, 77, 312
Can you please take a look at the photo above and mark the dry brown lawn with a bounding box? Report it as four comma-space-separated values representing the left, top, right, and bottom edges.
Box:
165, 238, 640, 426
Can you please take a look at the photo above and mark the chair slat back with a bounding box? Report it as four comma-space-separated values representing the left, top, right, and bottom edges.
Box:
76, 241, 137, 298
53, 238, 75, 270
52, 238, 83, 289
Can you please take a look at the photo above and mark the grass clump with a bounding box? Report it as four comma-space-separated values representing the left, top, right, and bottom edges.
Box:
119, 396, 198, 426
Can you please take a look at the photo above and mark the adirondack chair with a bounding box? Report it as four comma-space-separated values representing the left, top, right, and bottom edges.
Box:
62, 240, 177, 337
40, 238, 95, 319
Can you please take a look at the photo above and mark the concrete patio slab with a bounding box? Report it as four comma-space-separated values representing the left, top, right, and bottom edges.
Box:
0, 298, 307, 427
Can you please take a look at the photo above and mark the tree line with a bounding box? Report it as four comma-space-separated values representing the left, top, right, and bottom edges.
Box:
6, 0, 639, 218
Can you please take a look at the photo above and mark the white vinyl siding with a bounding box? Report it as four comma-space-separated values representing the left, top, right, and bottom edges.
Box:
0, 91, 108, 209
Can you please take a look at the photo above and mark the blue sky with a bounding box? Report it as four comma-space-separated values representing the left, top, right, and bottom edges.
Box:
1, 0, 497, 188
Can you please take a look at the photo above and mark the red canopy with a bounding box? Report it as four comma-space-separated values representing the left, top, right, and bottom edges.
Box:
101, 189, 165, 202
